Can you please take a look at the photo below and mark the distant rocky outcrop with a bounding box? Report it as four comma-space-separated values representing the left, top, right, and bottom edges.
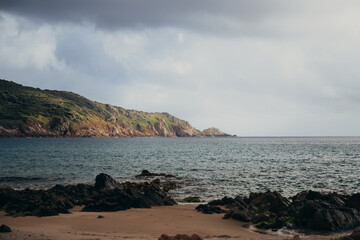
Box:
0, 79, 233, 138
0, 173, 175, 217
201, 127, 233, 137
136, 170, 176, 178
197, 190, 360, 232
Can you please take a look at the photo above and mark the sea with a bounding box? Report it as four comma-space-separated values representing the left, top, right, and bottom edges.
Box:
1, 137, 360, 201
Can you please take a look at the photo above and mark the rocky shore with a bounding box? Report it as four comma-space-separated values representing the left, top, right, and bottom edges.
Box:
2, 172, 360, 238
196, 190, 360, 233
0, 173, 175, 217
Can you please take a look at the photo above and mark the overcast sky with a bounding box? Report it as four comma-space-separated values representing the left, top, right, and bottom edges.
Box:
1, 0, 360, 136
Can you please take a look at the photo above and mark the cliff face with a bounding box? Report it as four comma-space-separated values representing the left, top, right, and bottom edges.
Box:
0, 80, 232, 138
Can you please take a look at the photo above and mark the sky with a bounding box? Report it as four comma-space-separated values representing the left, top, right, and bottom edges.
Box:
1, 0, 360, 136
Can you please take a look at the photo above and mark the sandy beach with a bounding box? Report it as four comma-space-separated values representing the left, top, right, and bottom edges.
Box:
0, 204, 340, 240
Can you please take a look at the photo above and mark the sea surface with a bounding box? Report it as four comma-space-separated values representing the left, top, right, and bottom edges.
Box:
1, 137, 360, 201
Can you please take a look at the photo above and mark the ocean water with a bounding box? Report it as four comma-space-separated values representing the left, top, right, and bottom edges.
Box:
1, 137, 360, 201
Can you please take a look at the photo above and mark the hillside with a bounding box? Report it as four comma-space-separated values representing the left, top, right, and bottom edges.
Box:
0, 79, 232, 138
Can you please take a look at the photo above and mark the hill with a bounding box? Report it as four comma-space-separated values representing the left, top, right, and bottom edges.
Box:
0, 79, 232, 138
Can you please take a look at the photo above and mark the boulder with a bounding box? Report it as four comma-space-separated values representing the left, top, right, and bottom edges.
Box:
226, 209, 254, 222
198, 190, 360, 232
209, 196, 236, 206
208, 196, 248, 211
0, 224, 11, 233
95, 173, 122, 190
246, 191, 290, 214
195, 204, 225, 214
83, 178, 175, 212
289, 192, 360, 231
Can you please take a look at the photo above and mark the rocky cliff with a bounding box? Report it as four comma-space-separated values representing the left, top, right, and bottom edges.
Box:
202, 127, 233, 137
0, 79, 232, 138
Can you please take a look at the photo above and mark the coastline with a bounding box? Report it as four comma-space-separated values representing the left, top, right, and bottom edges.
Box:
0, 205, 336, 240
1, 172, 359, 240
1, 163, 360, 240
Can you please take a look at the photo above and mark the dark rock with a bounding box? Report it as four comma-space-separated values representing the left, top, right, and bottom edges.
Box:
217, 191, 290, 230
161, 181, 178, 192
152, 179, 161, 185
82, 178, 175, 212
233, 196, 248, 209
292, 190, 324, 201
255, 217, 288, 230
97, 215, 104, 218
140, 170, 151, 176
158, 234, 202, 240
246, 190, 290, 214
234, 190, 360, 231
143, 185, 176, 206
346, 194, 360, 210
226, 209, 254, 222
136, 170, 176, 178
0, 224, 11, 233
289, 191, 360, 231
350, 230, 360, 240
198, 190, 360, 232
252, 211, 271, 223
208, 196, 248, 212
195, 204, 225, 214
216, 235, 231, 239
0, 173, 176, 217
335, 230, 360, 240
209, 196, 236, 206
95, 173, 122, 190
255, 221, 270, 229
308, 208, 360, 231
337, 236, 353, 240
0, 188, 72, 217
293, 190, 347, 207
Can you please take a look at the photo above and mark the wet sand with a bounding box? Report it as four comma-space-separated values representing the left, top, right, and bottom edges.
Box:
0, 205, 339, 240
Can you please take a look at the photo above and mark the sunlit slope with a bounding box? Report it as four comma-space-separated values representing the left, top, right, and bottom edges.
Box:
0, 79, 205, 137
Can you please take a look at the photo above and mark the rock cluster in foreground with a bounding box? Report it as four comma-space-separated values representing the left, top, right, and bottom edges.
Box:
0, 173, 175, 217
196, 190, 360, 232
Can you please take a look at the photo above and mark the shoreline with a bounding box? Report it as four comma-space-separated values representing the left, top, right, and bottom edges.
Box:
0, 205, 337, 240
2, 173, 360, 239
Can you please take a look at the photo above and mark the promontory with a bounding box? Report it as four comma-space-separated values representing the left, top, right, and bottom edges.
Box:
0, 79, 233, 138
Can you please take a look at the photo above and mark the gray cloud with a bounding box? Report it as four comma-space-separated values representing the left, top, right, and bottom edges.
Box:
1, 1, 360, 136
0, 0, 295, 34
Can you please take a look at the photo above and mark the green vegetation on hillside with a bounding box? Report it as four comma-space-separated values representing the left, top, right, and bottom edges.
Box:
0, 79, 192, 136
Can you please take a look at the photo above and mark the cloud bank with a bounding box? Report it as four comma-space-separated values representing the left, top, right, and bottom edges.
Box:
1, 1, 360, 136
